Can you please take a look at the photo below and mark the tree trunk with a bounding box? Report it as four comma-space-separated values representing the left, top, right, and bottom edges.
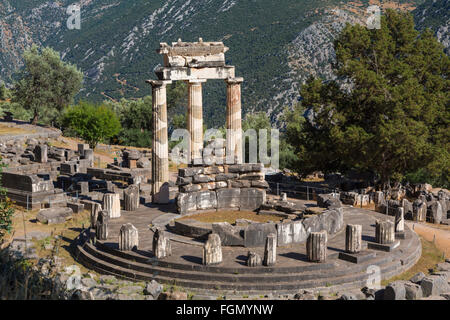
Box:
31, 109, 39, 125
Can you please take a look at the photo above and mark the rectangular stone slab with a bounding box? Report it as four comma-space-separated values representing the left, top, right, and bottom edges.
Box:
367, 241, 400, 252
338, 251, 377, 264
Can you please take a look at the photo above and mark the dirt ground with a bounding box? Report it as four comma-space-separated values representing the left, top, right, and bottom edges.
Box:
406, 221, 450, 258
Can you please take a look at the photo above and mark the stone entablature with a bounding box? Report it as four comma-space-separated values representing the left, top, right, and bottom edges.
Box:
176, 164, 269, 215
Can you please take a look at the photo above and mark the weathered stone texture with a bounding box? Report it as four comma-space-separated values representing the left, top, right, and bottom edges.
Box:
119, 223, 139, 251
306, 231, 327, 263
203, 233, 222, 265
375, 220, 395, 244
152, 228, 172, 259
345, 224, 362, 254
263, 233, 277, 266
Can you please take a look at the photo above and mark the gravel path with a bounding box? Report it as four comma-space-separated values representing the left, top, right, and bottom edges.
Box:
406, 221, 450, 257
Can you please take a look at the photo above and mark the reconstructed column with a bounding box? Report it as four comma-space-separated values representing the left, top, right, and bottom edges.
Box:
395, 208, 405, 232
263, 233, 277, 266
225, 77, 244, 164
187, 79, 206, 165
96, 211, 109, 240
119, 223, 139, 251
152, 228, 172, 259
102, 193, 121, 219
307, 231, 327, 262
203, 233, 222, 265
375, 220, 395, 244
247, 251, 262, 267
148, 80, 172, 204
124, 185, 140, 211
90, 202, 102, 229
345, 224, 362, 254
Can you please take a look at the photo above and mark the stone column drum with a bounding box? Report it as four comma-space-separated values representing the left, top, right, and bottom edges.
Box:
187, 79, 206, 165
152, 228, 172, 259
395, 207, 405, 232
203, 233, 222, 265
345, 224, 362, 254
263, 233, 277, 266
225, 77, 243, 164
148, 80, 171, 204
124, 185, 140, 211
102, 193, 121, 219
96, 211, 109, 240
90, 202, 102, 229
307, 231, 327, 263
247, 251, 262, 267
375, 220, 395, 244
119, 223, 139, 251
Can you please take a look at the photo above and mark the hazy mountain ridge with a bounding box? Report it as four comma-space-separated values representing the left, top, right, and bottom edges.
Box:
1, 0, 444, 128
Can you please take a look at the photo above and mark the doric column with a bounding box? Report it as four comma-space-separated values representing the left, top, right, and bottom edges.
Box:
187, 79, 206, 165
307, 231, 327, 262
148, 80, 171, 203
225, 77, 244, 164
375, 220, 395, 244
345, 224, 362, 254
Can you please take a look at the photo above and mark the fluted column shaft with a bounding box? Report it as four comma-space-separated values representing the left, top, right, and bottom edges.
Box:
187, 79, 206, 164
226, 77, 244, 164
148, 80, 171, 201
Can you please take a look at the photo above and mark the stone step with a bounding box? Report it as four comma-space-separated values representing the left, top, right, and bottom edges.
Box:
77, 242, 409, 293
78, 238, 417, 293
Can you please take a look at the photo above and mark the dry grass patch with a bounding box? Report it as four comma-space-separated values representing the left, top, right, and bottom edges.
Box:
381, 236, 445, 286
178, 210, 283, 224
0, 124, 33, 135
9, 208, 95, 275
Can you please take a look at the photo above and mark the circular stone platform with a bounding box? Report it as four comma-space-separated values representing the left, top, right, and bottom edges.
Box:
74, 205, 421, 295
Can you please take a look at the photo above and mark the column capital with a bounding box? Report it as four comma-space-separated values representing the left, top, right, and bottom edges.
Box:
146, 80, 172, 88
225, 77, 244, 85
186, 79, 207, 84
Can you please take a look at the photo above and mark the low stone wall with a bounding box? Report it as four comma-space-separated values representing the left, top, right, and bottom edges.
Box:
173, 198, 344, 248
176, 164, 269, 214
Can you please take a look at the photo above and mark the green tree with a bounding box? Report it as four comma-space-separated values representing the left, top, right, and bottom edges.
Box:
242, 112, 273, 163
0, 160, 14, 243
62, 101, 121, 149
105, 96, 153, 148
286, 10, 450, 186
12, 45, 83, 125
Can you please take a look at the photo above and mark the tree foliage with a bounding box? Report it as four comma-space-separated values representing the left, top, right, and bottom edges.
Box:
12, 45, 83, 125
62, 101, 121, 149
0, 160, 14, 243
286, 10, 450, 186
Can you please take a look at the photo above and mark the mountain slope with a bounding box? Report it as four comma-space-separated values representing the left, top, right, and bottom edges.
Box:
0, 0, 434, 128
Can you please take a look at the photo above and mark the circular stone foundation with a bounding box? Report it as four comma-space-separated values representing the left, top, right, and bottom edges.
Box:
74, 206, 422, 295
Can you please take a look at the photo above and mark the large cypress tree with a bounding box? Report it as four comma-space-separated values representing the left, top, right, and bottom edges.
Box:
286, 10, 449, 187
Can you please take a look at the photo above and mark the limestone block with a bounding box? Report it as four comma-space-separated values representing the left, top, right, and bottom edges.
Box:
152, 229, 172, 259
306, 231, 327, 263
36, 207, 73, 225
375, 220, 395, 244
103, 193, 121, 219
395, 207, 405, 232
212, 222, 244, 246
240, 188, 266, 211
90, 202, 102, 228
177, 192, 197, 215
384, 281, 406, 300
124, 185, 140, 211
203, 233, 222, 265
263, 233, 277, 266
119, 223, 139, 251
96, 211, 109, 240
217, 188, 240, 209
196, 191, 217, 210
421, 275, 450, 297
345, 224, 362, 254
427, 201, 443, 224
247, 251, 262, 267
244, 223, 277, 247
276, 221, 307, 246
